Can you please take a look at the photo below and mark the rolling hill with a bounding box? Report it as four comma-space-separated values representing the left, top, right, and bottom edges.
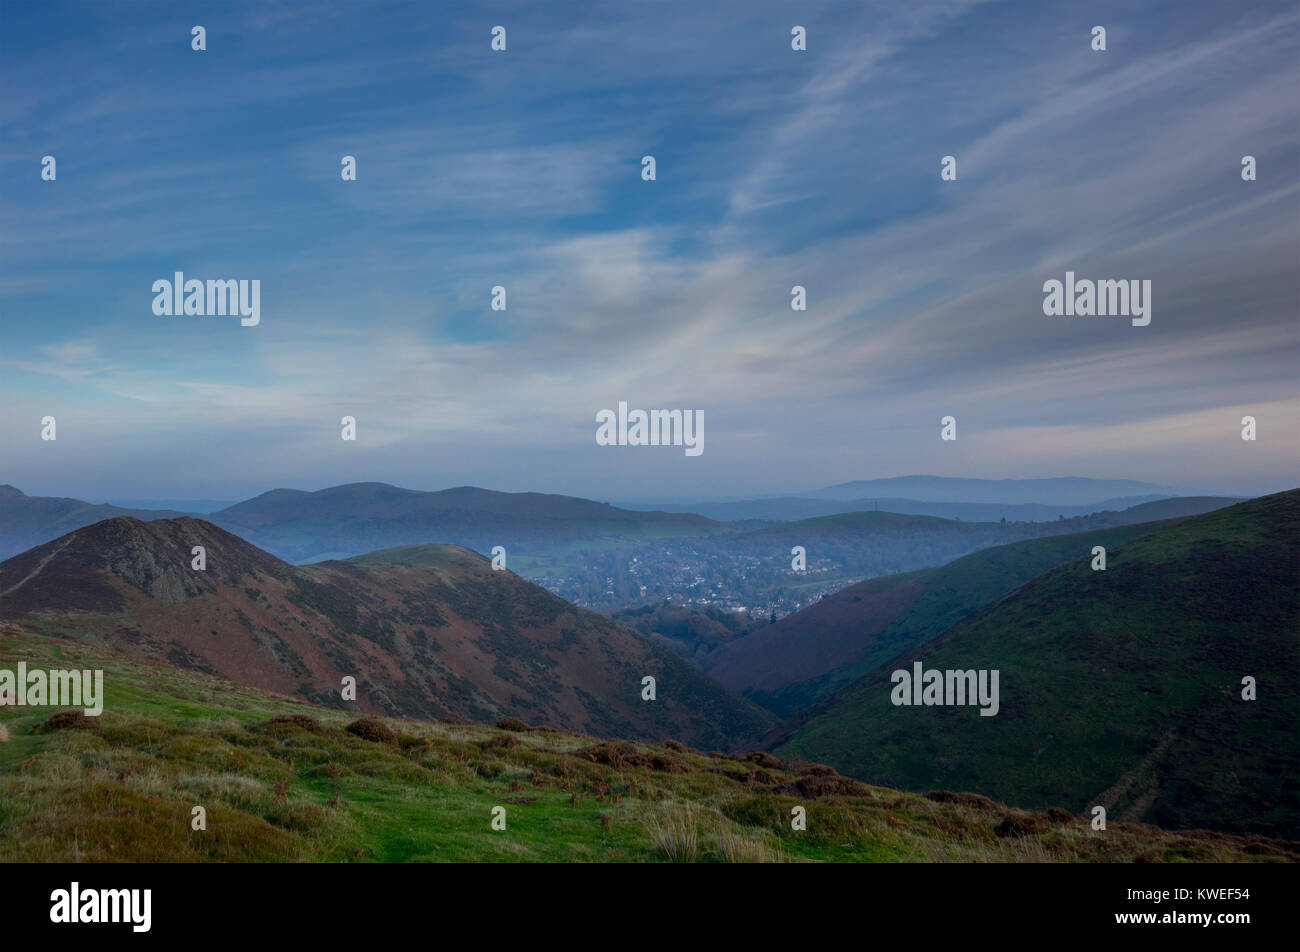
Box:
769, 491, 1300, 837
0, 625, 1290, 862
812, 476, 1178, 504
724, 497, 1241, 587
0, 485, 187, 560
0, 482, 731, 568
211, 483, 730, 563
617, 494, 1177, 524
707, 517, 1215, 717
0, 517, 774, 751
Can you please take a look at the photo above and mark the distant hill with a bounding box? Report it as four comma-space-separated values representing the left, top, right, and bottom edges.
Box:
621, 494, 1176, 524
0, 518, 773, 750
708, 520, 1189, 717
0, 485, 187, 559
212, 483, 729, 562
723, 497, 1242, 584
813, 476, 1178, 505
770, 491, 1300, 837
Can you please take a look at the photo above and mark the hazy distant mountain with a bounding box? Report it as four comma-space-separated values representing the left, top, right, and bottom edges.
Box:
720, 498, 1242, 581
812, 476, 1178, 505
0, 484, 186, 560
212, 482, 729, 562
0, 517, 774, 750
770, 491, 1300, 837
622, 494, 1175, 523
105, 497, 236, 513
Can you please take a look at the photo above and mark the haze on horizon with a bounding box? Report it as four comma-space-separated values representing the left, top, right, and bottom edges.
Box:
2, 0, 1297, 503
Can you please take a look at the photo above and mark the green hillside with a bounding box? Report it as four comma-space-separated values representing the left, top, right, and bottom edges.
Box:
773, 491, 1300, 837
711, 519, 1187, 717
1, 627, 1290, 862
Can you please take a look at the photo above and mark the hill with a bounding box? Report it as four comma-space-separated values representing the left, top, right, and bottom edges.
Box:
619, 494, 1182, 524
726, 498, 1240, 585
0, 518, 773, 751
211, 483, 729, 563
813, 476, 1177, 504
708, 519, 1201, 717
0, 626, 1289, 862
770, 491, 1300, 837
0, 485, 186, 560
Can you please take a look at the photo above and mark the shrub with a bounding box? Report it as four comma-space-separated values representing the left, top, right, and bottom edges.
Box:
345, 718, 398, 744
575, 742, 690, 773
495, 717, 531, 732
773, 774, 867, 798
733, 751, 781, 769
994, 812, 1050, 837
927, 790, 997, 809
484, 733, 519, 750
799, 763, 839, 777
40, 710, 101, 732
263, 714, 324, 733
663, 739, 686, 752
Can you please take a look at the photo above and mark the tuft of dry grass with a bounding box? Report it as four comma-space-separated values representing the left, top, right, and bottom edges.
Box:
643, 805, 702, 862
713, 825, 784, 863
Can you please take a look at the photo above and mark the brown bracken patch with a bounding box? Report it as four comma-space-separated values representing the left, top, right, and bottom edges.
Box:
345, 717, 398, 744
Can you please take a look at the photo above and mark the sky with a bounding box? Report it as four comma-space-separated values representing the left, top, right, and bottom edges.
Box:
1, 0, 1297, 503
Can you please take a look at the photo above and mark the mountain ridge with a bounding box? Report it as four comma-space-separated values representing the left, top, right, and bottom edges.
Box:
769, 490, 1300, 836
0, 517, 774, 751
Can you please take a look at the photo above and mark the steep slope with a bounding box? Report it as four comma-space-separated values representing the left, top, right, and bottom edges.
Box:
212, 482, 729, 562
709, 519, 1195, 716
771, 491, 1300, 837
0, 519, 774, 750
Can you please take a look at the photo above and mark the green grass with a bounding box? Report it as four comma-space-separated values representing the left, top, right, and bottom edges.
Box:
751, 520, 1183, 717
0, 627, 1292, 862
775, 491, 1300, 838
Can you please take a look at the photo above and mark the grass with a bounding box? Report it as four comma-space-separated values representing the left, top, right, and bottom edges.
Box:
0, 627, 1293, 863
774, 491, 1300, 838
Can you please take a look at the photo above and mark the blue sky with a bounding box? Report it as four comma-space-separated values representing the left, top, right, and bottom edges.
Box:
1, 0, 1297, 502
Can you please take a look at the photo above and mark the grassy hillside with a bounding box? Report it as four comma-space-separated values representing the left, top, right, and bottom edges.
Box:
0, 627, 1290, 863
0, 521, 775, 751
712, 520, 1187, 717
772, 491, 1300, 837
